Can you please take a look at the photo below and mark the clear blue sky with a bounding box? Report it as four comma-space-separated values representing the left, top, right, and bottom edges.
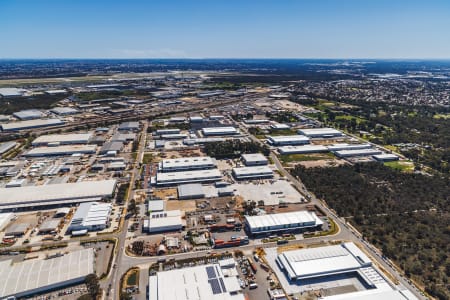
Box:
1, 0, 450, 59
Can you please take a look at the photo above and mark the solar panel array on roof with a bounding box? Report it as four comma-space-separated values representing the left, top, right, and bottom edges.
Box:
206, 266, 216, 279
219, 278, 227, 292
209, 279, 222, 295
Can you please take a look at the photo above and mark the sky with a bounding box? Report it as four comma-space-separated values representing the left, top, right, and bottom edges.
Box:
1, 0, 450, 59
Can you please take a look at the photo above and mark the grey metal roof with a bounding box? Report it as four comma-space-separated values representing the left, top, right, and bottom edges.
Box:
0, 141, 17, 155
148, 200, 165, 212
1, 119, 64, 131
39, 219, 61, 232
13, 109, 43, 120
100, 141, 123, 153
178, 184, 205, 198
0, 248, 94, 298
0, 180, 116, 209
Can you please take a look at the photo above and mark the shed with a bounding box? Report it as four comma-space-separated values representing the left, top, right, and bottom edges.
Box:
5, 223, 29, 236
39, 219, 61, 234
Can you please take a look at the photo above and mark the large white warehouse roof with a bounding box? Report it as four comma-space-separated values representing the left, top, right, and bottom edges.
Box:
50, 107, 79, 115
32, 133, 93, 146
159, 156, 216, 172
276, 242, 372, 280
0, 87, 26, 97
298, 128, 343, 137
327, 143, 373, 151
1, 119, 64, 131
0, 141, 17, 155
232, 166, 273, 179
0, 180, 116, 210
68, 202, 112, 232
334, 148, 382, 158
24, 145, 97, 157
245, 211, 323, 234
278, 145, 328, 154
13, 109, 44, 120
202, 127, 239, 136
0, 248, 94, 298
144, 210, 184, 233
267, 135, 310, 145
156, 169, 222, 185
149, 262, 244, 300
241, 153, 268, 165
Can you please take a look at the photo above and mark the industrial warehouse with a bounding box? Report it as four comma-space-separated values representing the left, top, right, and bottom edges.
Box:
155, 169, 222, 186
327, 143, 373, 152
278, 145, 328, 154
67, 202, 112, 234
202, 127, 239, 136
50, 107, 79, 115
143, 210, 184, 233
0, 141, 17, 155
31, 133, 93, 146
13, 109, 44, 120
0, 118, 64, 131
267, 135, 310, 146
266, 242, 418, 299
334, 148, 383, 158
244, 211, 323, 235
177, 183, 206, 200
241, 153, 268, 166
158, 156, 216, 172
148, 261, 244, 300
276, 243, 372, 281
0, 248, 94, 299
24, 144, 97, 157
298, 128, 344, 138
232, 166, 274, 180
0, 180, 116, 211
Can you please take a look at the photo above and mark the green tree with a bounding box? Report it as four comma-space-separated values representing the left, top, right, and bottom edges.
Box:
85, 274, 100, 299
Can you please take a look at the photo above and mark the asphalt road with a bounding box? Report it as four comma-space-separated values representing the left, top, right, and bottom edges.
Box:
104, 121, 148, 300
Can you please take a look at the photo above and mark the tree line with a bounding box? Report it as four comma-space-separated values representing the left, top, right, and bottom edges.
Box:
291, 163, 450, 299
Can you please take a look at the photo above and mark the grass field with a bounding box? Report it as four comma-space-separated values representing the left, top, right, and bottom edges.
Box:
335, 115, 367, 124
126, 270, 138, 286
280, 152, 335, 163
433, 113, 450, 119
142, 153, 154, 164
0, 72, 165, 87
383, 145, 398, 152
0, 75, 109, 87
384, 160, 414, 172
268, 129, 298, 136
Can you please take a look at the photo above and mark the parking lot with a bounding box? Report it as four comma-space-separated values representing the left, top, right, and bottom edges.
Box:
235, 252, 274, 300
232, 180, 306, 205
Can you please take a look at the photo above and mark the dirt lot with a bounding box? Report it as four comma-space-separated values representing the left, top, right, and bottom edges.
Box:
153, 188, 177, 200
199, 196, 235, 210
134, 190, 147, 204
297, 159, 349, 168
275, 99, 308, 112
155, 149, 204, 160
179, 96, 201, 103
267, 203, 317, 214
166, 200, 196, 212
